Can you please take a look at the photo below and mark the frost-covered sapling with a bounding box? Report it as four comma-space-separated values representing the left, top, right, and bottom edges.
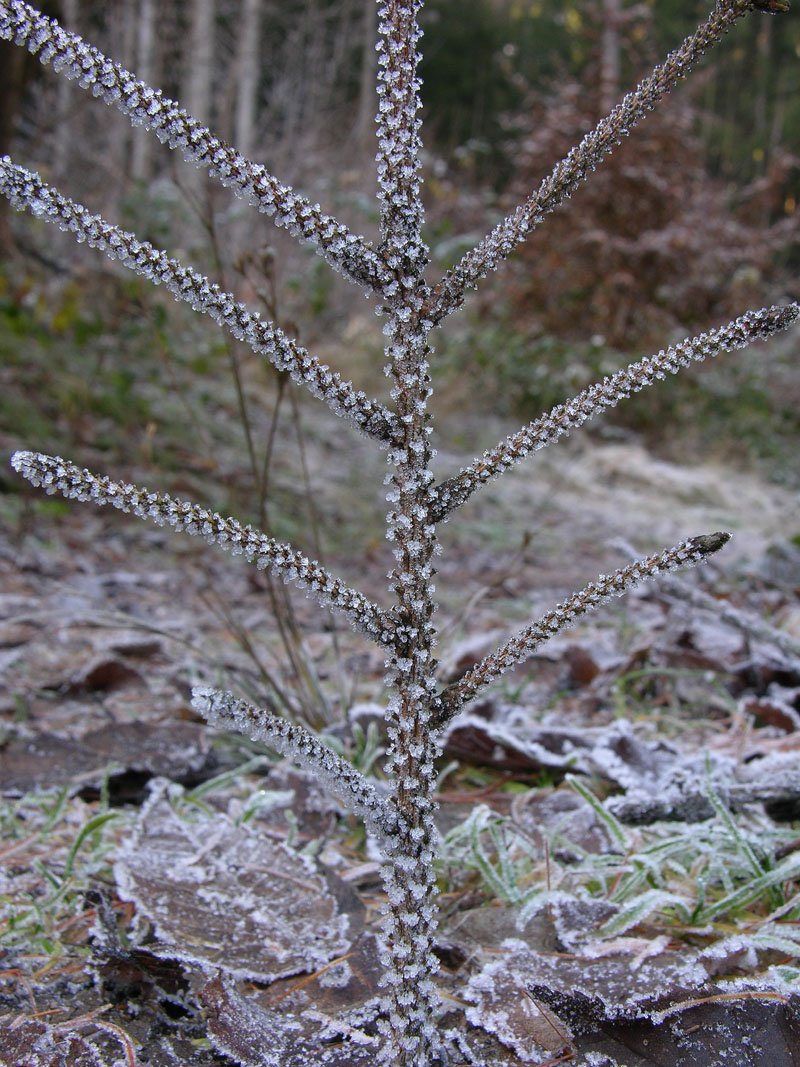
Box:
1, 0, 797, 1064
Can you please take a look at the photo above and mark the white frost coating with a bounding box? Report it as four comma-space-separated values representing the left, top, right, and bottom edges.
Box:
192, 686, 404, 842
10, 451, 393, 645
0, 3, 392, 293
0, 157, 397, 443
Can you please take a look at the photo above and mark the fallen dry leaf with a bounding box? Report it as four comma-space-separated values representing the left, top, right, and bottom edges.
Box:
114, 780, 362, 982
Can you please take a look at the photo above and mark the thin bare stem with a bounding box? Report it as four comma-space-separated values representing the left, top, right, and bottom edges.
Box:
11, 451, 395, 646
0, 0, 392, 292
431, 304, 799, 521
191, 686, 403, 840
0, 157, 398, 443
432, 533, 732, 726
424, 0, 773, 325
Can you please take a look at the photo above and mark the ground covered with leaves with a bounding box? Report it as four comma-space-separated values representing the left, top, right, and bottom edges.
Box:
1, 438, 799, 1066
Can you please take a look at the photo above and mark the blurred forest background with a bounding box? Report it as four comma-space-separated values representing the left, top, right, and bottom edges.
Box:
0, 0, 798, 547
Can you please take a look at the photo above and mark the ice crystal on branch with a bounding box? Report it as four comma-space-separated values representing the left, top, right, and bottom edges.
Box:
11, 451, 394, 645
376, 0, 427, 275
0, 158, 398, 442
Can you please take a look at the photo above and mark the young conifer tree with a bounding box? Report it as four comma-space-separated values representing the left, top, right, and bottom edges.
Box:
1, 1, 797, 1064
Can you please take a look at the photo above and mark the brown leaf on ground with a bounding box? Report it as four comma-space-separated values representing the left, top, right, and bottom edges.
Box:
0, 1017, 119, 1067
569, 992, 800, 1067
199, 976, 377, 1067
114, 780, 362, 982
0, 720, 213, 796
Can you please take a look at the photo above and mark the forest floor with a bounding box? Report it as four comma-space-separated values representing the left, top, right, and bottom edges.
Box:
1, 432, 799, 1066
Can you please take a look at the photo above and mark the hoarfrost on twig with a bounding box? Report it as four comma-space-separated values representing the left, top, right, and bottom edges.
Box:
11, 451, 395, 645
0, 0, 392, 292
0, 156, 398, 443
424, 0, 766, 323
432, 304, 799, 520
191, 687, 404, 842
433, 533, 733, 724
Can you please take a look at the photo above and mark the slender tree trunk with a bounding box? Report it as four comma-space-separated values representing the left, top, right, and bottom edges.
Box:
600, 0, 622, 115
234, 0, 261, 161
185, 0, 214, 126
54, 0, 76, 175
132, 0, 156, 181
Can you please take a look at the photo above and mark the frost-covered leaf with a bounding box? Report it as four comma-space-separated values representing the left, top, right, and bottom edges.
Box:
0, 1018, 120, 1067
0, 721, 212, 797
199, 976, 377, 1067
465, 936, 800, 1066
259, 930, 384, 1018
462, 951, 571, 1063
465, 938, 709, 1030
114, 780, 360, 981
442, 714, 677, 784
569, 993, 800, 1067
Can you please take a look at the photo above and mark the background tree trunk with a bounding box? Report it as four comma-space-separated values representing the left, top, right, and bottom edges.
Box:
234, 0, 261, 162
132, 0, 156, 181
356, 0, 377, 153
600, 0, 622, 114
185, 0, 214, 125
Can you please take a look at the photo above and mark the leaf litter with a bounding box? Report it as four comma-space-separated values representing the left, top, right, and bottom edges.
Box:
1, 465, 799, 1063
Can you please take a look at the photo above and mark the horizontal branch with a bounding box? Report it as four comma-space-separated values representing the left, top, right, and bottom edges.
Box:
0, 158, 398, 443
11, 451, 395, 646
431, 304, 798, 521
191, 686, 404, 841
432, 533, 731, 726
0, 0, 392, 293
424, 0, 770, 325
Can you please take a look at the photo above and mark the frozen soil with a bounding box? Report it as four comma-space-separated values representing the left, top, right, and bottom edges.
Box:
0, 434, 798, 1065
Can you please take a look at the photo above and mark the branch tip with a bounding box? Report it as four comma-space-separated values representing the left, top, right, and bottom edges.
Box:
688, 531, 731, 556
